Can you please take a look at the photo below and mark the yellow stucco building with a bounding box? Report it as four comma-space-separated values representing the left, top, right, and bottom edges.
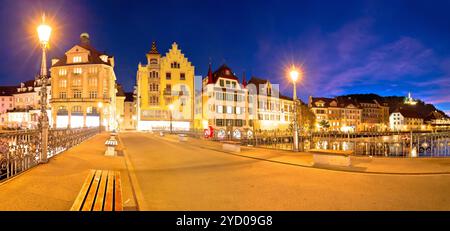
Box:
136, 42, 195, 131
50, 33, 117, 130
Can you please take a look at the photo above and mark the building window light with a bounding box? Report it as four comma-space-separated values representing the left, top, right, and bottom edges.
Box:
100, 55, 108, 63
73, 56, 82, 63
73, 68, 82, 75
59, 69, 67, 76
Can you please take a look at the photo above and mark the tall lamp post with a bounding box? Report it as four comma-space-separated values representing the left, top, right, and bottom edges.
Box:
289, 66, 300, 152
169, 104, 174, 134
98, 102, 103, 132
37, 14, 52, 163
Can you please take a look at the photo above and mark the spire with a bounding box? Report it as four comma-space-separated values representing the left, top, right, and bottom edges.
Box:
242, 71, 247, 87
148, 41, 159, 54
207, 62, 213, 84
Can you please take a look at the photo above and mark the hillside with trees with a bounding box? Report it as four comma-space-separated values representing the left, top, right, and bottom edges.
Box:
340, 93, 448, 118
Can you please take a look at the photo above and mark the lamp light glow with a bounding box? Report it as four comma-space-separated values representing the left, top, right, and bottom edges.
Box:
37, 14, 51, 45
289, 66, 300, 82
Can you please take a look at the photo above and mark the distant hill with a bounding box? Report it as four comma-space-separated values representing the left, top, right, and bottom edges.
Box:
340, 93, 449, 119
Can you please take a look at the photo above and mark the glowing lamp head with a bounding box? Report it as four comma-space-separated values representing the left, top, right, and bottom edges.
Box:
37, 24, 51, 44
97, 102, 103, 108
169, 104, 175, 111
289, 67, 299, 82
37, 14, 51, 45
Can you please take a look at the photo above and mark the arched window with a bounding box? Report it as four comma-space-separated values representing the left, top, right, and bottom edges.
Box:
149, 71, 159, 78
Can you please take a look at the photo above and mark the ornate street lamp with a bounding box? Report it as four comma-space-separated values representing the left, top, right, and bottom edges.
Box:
289, 66, 300, 152
37, 14, 51, 163
169, 104, 174, 134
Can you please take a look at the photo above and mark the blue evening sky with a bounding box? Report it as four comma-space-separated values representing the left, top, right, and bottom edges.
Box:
0, 0, 449, 114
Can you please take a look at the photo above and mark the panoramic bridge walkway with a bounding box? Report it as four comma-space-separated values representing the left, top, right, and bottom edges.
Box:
1, 131, 450, 210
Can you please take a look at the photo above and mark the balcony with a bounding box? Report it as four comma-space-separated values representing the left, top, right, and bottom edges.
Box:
50, 97, 111, 103
163, 89, 172, 96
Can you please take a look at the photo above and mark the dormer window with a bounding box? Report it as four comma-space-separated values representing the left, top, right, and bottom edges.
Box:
73, 56, 82, 63
100, 55, 108, 63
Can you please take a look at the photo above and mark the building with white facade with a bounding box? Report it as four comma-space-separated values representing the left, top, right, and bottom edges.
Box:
195, 64, 249, 139
390, 108, 425, 131
246, 77, 294, 131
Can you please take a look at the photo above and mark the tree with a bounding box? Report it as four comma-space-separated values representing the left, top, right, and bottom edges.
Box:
297, 102, 316, 132
318, 120, 330, 131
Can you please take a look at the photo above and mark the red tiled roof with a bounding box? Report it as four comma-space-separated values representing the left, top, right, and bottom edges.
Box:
210, 64, 239, 83
0, 86, 16, 96
394, 108, 422, 119
52, 36, 112, 67
310, 97, 337, 107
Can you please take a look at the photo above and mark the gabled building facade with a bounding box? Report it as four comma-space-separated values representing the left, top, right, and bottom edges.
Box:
49, 33, 117, 130
246, 77, 294, 131
196, 64, 249, 139
136, 42, 195, 131
309, 96, 362, 132
357, 99, 389, 131
389, 109, 425, 131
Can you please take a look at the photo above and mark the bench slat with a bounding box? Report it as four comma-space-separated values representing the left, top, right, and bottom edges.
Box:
70, 169, 96, 211
103, 171, 114, 211
81, 170, 102, 211
114, 171, 123, 211
93, 170, 108, 211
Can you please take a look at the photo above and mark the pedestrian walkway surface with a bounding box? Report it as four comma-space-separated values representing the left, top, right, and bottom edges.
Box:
0, 133, 137, 211
160, 133, 450, 174
119, 132, 450, 210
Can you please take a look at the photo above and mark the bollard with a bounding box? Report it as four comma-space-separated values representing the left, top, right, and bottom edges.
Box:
178, 134, 188, 142
105, 136, 118, 156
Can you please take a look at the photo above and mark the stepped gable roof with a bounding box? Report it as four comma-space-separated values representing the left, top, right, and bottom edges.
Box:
210, 64, 239, 83
52, 34, 113, 67
124, 92, 134, 102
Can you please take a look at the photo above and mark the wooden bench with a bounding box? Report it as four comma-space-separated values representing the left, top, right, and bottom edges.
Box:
70, 169, 123, 211
309, 149, 353, 167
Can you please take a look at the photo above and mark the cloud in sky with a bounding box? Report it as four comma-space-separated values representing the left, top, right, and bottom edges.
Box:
255, 17, 450, 112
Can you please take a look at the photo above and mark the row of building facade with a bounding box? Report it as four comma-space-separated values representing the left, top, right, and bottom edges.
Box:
0, 33, 449, 136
